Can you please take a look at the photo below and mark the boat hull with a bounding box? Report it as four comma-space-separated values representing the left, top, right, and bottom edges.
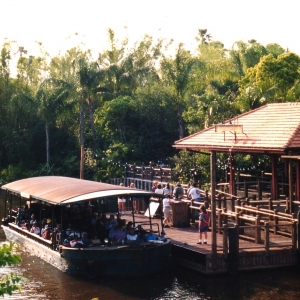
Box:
2, 225, 171, 277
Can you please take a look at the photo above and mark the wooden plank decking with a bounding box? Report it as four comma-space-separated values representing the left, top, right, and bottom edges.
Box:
123, 211, 297, 274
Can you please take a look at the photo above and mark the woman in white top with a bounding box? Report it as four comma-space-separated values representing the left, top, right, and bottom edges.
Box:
155, 184, 164, 195
163, 183, 172, 196
162, 195, 172, 228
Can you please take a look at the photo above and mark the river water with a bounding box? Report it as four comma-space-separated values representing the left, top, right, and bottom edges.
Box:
1, 199, 300, 299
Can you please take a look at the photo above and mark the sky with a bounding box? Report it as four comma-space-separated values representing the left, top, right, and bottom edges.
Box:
1, 0, 300, 61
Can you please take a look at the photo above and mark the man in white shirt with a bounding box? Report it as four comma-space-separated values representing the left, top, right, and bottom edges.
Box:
188, 182, 202, 218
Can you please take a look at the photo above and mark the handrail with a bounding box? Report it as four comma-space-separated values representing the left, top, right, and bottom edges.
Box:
8, 223, 54, 248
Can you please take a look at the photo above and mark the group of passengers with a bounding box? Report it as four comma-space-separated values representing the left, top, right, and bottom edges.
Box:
12, 189, 173, 248
62, 213, 168, 248
17, 213, 62, 244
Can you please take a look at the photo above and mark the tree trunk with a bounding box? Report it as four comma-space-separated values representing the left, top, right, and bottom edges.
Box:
177, 103, 184, 139
79, 103, 85, 179
45, 122, 50, 169
88, 96, 97, 147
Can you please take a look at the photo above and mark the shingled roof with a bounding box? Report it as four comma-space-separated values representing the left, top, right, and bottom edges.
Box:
174, 102, 300, 155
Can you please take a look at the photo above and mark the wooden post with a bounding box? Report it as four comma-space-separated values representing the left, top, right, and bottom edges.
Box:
229, 153, 235, 195
265, 222, 270, 257
292, 221, 297, 254
228, 224, 239, 275
255, 215, 261, 244
222, 195, 226, 209
223, 224, 228, 259
210, 150, 217, 270
271, 155, 278, 200
268, 198, 273, 221
274, 209, 278, 235
297, 211, 300, 262
231, 196, 235, 212
288, 157, 293, 214
217, 194, 221, 209
244, 180, 248, 198
296, 161, 300, 202
257, 179, 262, 200
223, 208, 228, 225
218, 209, 222, 233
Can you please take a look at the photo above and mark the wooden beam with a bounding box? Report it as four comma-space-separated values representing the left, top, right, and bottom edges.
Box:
210, 150, 217, 270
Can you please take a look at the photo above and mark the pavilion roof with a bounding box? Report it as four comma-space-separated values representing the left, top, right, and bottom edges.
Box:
174, 102, 300, 154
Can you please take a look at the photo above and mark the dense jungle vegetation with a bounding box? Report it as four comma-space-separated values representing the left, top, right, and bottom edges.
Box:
1, 29, 300, 184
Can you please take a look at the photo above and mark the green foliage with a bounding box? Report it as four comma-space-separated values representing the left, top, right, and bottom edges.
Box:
237, 52, 300, 111
0, 32, 297, 183
0, 242, 24, 297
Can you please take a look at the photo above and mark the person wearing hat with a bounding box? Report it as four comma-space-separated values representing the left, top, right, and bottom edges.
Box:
173, 182, 184, 201
146, 229, 157, 241
158, 231, 167, 242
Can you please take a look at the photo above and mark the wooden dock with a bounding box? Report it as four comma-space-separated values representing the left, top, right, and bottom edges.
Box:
125, 211, 298, 275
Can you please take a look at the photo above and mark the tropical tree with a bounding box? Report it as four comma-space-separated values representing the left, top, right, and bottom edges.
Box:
237, 52, 300, 111
160, 43, 197, 139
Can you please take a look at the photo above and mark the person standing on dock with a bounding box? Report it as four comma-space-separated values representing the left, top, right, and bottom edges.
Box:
173, 182, 184, 201
162, 194, 172, 228
188, 182, 202, 218
197, 205, 210, 244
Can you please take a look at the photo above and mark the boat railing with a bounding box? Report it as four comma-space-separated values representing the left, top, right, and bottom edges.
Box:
135, 222, 161, 234
8, 222, 54, 249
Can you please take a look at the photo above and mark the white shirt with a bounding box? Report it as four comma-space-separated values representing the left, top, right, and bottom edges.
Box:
163, 187, 172, 195
30, 226, 40, 235
127, 234, 138, 240
155, 188, 164, 195
189, 187, 201, 200
163, 197, 170, 208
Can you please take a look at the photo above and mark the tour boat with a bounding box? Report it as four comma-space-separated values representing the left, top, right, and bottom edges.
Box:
1, 176, 171, 278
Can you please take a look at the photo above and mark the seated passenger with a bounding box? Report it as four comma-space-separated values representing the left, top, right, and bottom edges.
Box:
70, 236, 84, 248
110, 225, 127, 243
146, 229, 157, 241
126, 227, 138, 241
62, 238, 70, 247
42, 225, 52, 240
66, 223, 75, 236
68, 228, 82, 238
158, 231, 167, 242
30, 222, 41, 235
21, 222, 29, 231
92, 234, 101, 245
81, 232, 93, 247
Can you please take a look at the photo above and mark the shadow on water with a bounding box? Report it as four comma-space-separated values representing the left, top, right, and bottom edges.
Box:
1, 192, 300, 299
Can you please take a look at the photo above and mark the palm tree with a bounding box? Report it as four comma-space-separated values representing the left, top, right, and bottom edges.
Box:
160, 43, 197, 139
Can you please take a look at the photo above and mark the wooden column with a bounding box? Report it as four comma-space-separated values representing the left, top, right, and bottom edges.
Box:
296, 161, 300, 201
229, 152, 235, 195
210, 150, 217, 270
271, 155, 278, 200
288, 158, 293, 214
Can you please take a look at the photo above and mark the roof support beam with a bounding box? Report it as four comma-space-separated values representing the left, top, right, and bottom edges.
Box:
210, 150, 217, 270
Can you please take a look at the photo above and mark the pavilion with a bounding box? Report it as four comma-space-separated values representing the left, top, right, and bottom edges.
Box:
174, 102, 300, 208
173, 102, 300, 268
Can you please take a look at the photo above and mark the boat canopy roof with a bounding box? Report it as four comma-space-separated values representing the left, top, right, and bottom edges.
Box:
1, 176, 155, 205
